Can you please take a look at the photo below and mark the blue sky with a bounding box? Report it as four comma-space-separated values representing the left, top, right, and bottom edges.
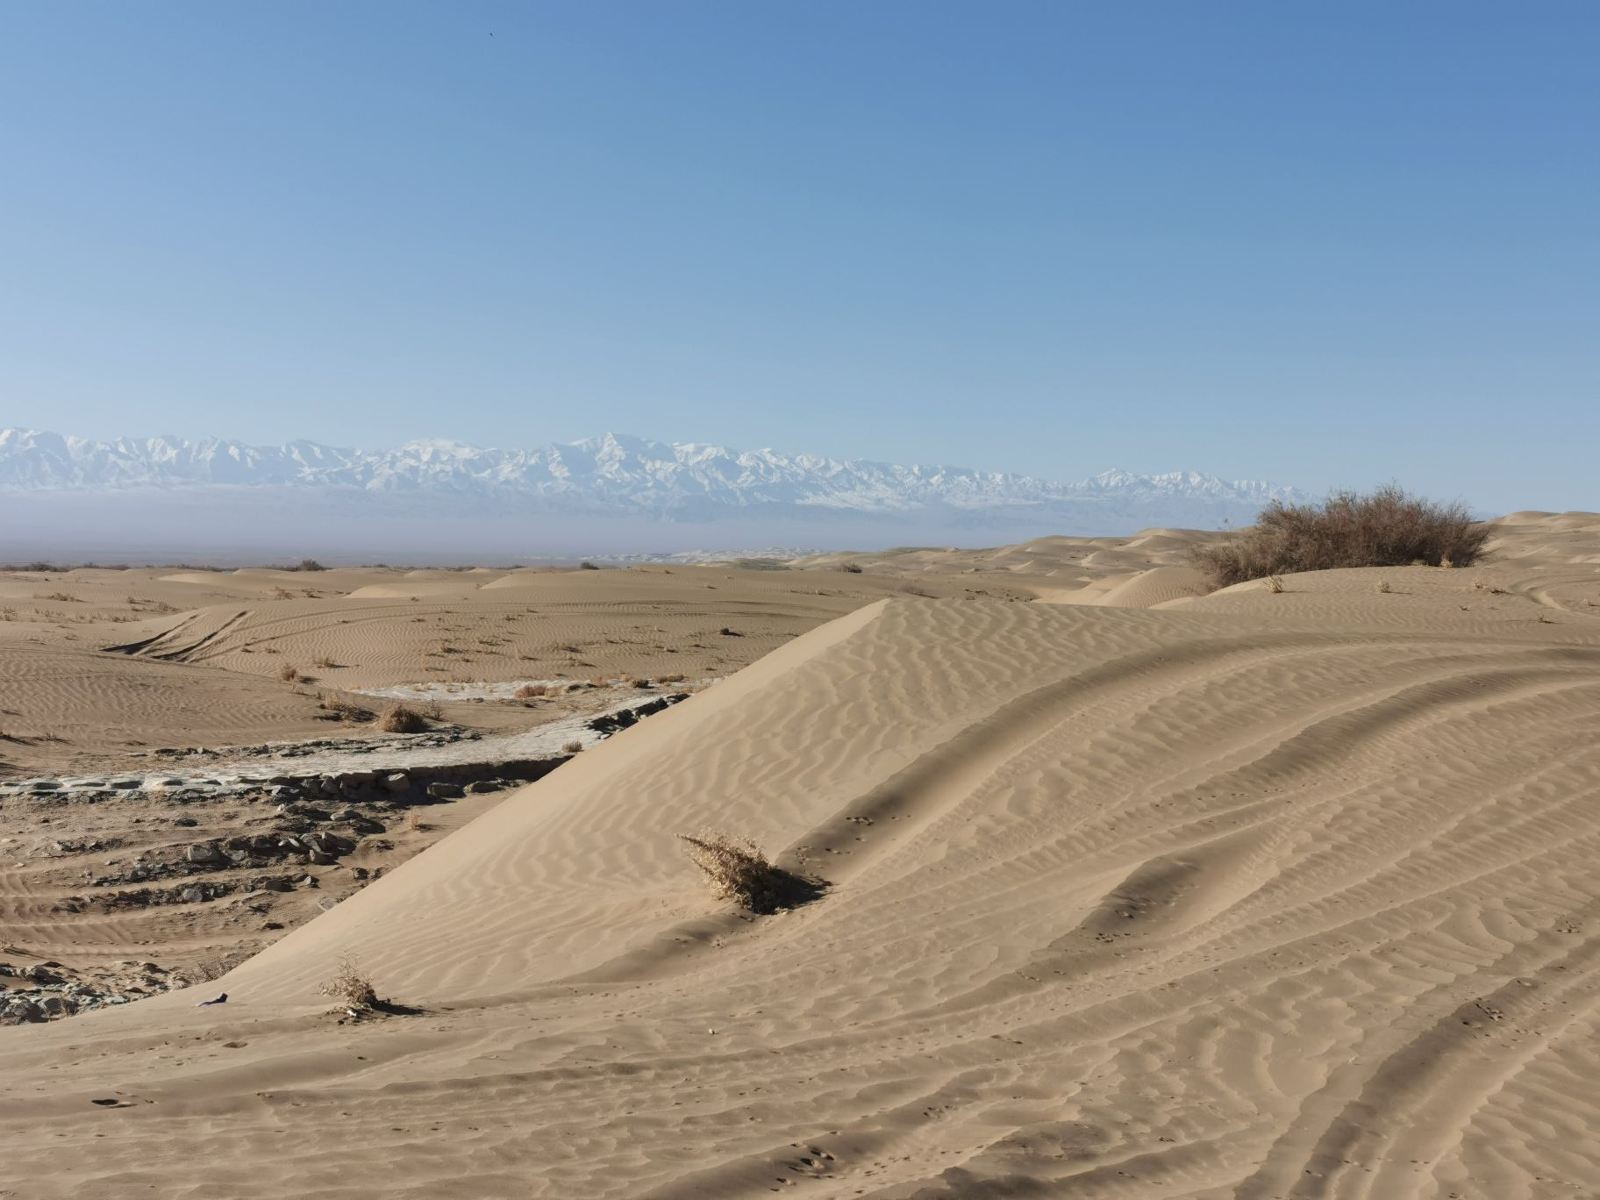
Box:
2, 1, 1596, 512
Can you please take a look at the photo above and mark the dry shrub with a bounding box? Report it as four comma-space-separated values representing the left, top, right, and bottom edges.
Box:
377, 703, 428, 733
277, 662, 302, 683
319, 955, 377, 1009
676, 832, 822, 915
1264, 575, 1285, 594
1191, 485, 1488, 590
561, 739, 583, 754
514, 683, 549, 699
317, 695, 374, 722
677, 832, 780, 910
312, 654, 337, 670
656, 672, 686, 683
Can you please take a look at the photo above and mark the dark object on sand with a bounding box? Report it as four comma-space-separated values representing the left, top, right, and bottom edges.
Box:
196, 992, 228, 1006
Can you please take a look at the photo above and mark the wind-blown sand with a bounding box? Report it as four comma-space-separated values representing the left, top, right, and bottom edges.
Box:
3, 514, 1600, 1197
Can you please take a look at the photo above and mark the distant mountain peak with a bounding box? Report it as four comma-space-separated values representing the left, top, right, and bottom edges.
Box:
0, 428, 1305, 536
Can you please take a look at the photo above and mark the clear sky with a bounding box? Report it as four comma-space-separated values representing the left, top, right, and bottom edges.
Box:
2, 1, 1596, 512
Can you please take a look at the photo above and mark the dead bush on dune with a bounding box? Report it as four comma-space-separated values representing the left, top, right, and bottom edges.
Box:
376, 703, 427, 733
277, 662, 302, 683
319, 955, 378, 1010
514, 683, 549, 699
1191, 485, 1488, 590
677, 832, 826, 915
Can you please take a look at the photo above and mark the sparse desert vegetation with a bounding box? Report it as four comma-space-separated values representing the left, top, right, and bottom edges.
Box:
1192, 485, 1489, 589
676, 831, 822, 914
317, 695, 375, 723
376, 703, 428, 733
319, 955, 378, 1010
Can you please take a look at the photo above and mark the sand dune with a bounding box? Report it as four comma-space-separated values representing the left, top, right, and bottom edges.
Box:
3, 518, 1600, 1196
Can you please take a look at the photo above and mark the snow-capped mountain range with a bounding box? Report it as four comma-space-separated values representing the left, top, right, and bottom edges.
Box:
0, 429, 1301, 532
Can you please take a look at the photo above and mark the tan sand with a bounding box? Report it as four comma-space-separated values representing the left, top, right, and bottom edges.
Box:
2, 516, 1599, 1197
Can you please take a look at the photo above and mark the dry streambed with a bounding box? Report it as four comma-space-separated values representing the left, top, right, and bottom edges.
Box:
0, 692, 686, 1025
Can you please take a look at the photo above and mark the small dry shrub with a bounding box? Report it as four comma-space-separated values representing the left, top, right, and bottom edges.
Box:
317, 695, 374, 722
562, 739, 583, 754
514, 683, 549, 699
377, 703, 427, 733
1376, 580, 1392, 594
1192, 485, 1488, 590
277, 662, 302, 683
657, 672, 686, 683
677, 831, 787, 913
1264, 575, 1284, 594
312, 654, 337, 670
319, 955, 377, 1009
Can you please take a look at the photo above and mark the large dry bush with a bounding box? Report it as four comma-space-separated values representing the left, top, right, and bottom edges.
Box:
1192, 485, 1488, 589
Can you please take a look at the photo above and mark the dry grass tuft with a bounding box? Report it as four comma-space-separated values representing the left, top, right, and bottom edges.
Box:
277, 662, 302, 683
1192, 485, 1488, 590
312, 654, 337, 670
1264, 575, 1285, 594
318, 955, 377, 1009
317, 695, 374, 723
376, 703, 428, 733
1376, 580, 1392, 594
561, 739, 584, 754
514, 683, 549, 699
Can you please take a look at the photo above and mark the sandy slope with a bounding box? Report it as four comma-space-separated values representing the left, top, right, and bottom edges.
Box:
1, 516, 1599, 1197
0, 563, 1036, 777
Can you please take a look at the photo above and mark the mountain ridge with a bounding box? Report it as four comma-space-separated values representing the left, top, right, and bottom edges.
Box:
0, 428, 1302, 531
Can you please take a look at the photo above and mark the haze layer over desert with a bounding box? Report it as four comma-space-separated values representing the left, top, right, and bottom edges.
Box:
3, 511, 1600, 1197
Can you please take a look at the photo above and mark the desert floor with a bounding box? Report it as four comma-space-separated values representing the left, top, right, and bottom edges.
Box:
2, 512, 1600, 1198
